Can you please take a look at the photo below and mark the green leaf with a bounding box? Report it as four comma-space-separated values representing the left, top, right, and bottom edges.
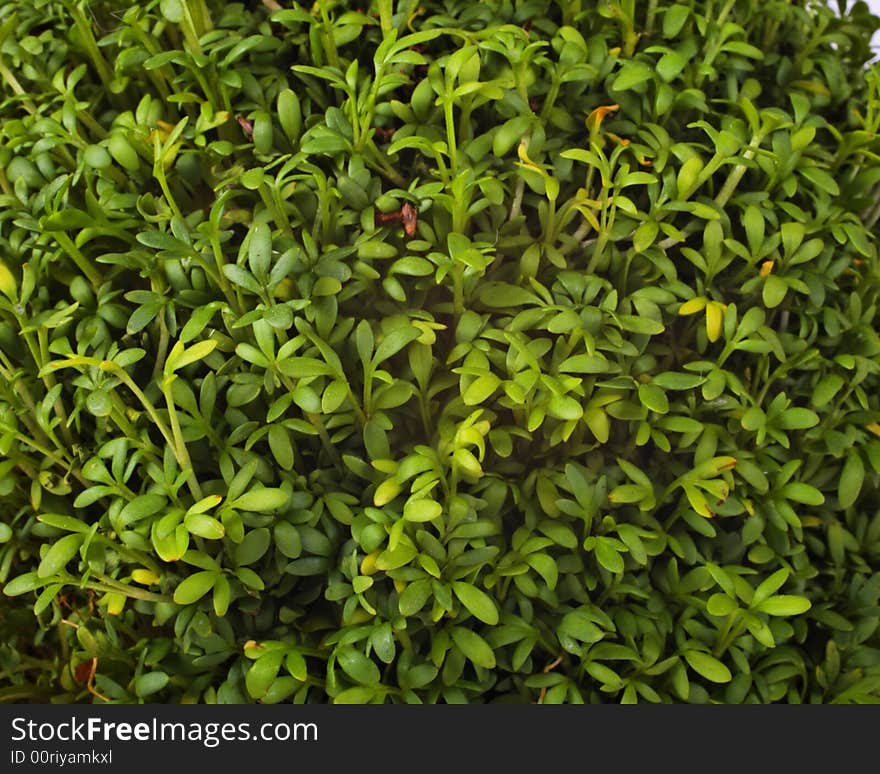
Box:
3, 572, 47, 596
762, 275, 788, 308
186, 495, 223, 516
633, 221, 659, 252
37, 514, 90, 533
213, 574, 230, 617
355, 320, 374, 364
119, 494, 168, 526
656, 50, 688, 82
371, 623, 395, 665
559, 610, 605, 644
277, 88, 302, 145
37, 534, 85, 578
236, 528, 272, 565
274, 523, 302, 559
638, 382, 669, 414
781, 482, 825, 506
172, 571, 217, 604
450, 627, 496, 669
838, 451, 865, 510
277, 357, 335, 378
752, 567, 790, 607
611, 61, 654, 91
135, 671, 169, 698
558, 354, 612, 374
547, 394, 583, 421
160, 0, 184, 23
476, 283, 543, 308
799, 166, 839, 196
223, 264, 263, 294
246, 650, 285, 699
399, 578, 433, 616
616, 315, 665, 335
594, 538, 625, 573
779, 407, 819, 430
268, 425, 295, 470
684, 651, 732, 683
403, 498, 443, 523
451, 581, 499, 625
756, 595, 812, 616
663, 5, 689, 37
810, 374, 845, 408
676, 156, 704, 197
333, 686, 377, 704
526, 553, 558, 590
651, 372, 705, 390
336, 647, 381, 685
706, 593, 737, 616
42, 209, 94, 231
237, 567, 266, 590
240, 168, 266, 189
165, 339, 217, 374
248, 221, 272, 278
373, 325, 420, 364
608, 484, 649, 504
184, 513, 225, 540
462, 373, 501, 405
285, 649, 308, 681
231, 487, 289, 512
84, 144, 112, 169
494, 115, 534, 156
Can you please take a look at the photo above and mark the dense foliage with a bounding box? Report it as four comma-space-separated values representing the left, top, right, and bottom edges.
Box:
2, 0, 880, 704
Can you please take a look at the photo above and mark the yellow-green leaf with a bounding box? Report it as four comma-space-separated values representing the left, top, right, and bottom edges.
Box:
684, 651, 731, 683
403, 498, 443, 523
173, 570, 217, 604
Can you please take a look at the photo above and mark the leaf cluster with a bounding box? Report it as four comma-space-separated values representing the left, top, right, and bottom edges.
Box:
2, 0, 880, 704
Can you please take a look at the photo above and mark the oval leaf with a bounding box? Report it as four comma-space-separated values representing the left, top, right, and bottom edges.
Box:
756, 595, 812, 617
37, 534, 85, 578
451, 581, 499, 625
172, 570, 217, 605
684, 651, 732, 684
450, 627, 496, 669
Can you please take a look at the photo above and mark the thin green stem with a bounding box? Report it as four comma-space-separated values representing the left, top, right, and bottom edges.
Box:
108, 397, 161, 459
52, 232, 103, 288
37, 326, 75, 448
712, 611, 744, 657
129, 26, 173, 100
150, 309, 171, 386
154, 161, 184, 221
377, 0, 394, 35
318, 3, 340, 69
644, 0, 659, 36
713, 133, 765, 209
162, 377, 204, 501
86, 574, 173, 603
65, 0, 115, 88
277, 374, 342, 469
539, 76, 561, 123
452, 264, 465, 317
259, 184, 292, 237
209, 233, 243, 313
0, 425, 84, 484
443, 99, 458, 177
542, 196, 558, 246
0, 61, 39, 115
356, 70, 385, 153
